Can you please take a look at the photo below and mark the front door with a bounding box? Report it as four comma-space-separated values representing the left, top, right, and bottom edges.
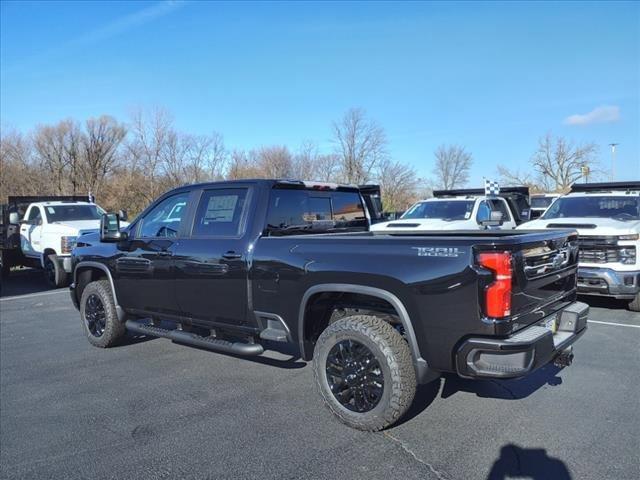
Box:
114, 191, 192, 317
20, 206, 43, 257
173, 186, 251, 328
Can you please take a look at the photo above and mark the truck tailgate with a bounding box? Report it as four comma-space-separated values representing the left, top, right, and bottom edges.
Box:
508, 230, 580, 331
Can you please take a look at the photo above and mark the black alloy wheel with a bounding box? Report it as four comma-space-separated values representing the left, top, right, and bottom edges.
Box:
325, 339, 384, 413
84, 294, 107, 337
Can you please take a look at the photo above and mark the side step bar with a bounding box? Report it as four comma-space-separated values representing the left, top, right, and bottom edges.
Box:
125, 320, 264, 356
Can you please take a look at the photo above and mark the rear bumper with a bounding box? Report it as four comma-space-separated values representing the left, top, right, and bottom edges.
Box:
456, 301, 588, 379
577, 267, 640, 300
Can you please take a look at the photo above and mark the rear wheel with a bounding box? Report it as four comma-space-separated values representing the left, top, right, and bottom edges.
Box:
44, 254, 68, 288
312, 315, 416, 431
80, 279, 125, 347
629, 293, 640, 312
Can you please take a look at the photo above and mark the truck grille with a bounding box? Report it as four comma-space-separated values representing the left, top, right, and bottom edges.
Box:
577, 236, 636, 265
578, 247, 620, 264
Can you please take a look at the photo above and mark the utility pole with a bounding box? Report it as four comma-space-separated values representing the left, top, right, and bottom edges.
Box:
608, 143, 619, 181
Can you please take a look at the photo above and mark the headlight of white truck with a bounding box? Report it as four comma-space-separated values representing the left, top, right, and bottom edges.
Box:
619, 247, 637, 265
61, 236, 78, 254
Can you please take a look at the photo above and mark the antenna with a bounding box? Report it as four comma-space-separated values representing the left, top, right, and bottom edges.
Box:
608, 143, 619, 182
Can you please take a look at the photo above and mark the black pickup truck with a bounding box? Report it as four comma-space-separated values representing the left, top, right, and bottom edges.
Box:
69, 179, 588, 430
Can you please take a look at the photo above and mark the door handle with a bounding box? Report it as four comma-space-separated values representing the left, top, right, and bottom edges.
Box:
222, 252, 242, 260
158, 250, 173, 257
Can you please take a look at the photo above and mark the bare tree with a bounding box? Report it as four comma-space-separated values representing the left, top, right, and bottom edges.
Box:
433, 145, 472, 190
292, 141, 340, 181
33, 120, 78, 195
0, 128, 48, 201
332, 108, 388, 184
376, 158, 421, 212
186, 132, 226, 182
256, 145, 293, 178
531, 133, 599, 191
496, 165, 551, 193
125, 108, 173, 203
82, 116, 126, 196
226, 149, 261, 180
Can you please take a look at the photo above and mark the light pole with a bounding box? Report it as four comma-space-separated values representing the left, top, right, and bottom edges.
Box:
608, 143, 619, 181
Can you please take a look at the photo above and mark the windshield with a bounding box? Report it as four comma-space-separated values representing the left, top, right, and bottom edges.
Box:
401, 200, 475, 221
542, 196, 640, 221
44, 204, 105, 223
531, 197, 556, 209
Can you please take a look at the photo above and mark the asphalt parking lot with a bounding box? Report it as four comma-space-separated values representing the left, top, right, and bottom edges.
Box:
1, 270, 639, 480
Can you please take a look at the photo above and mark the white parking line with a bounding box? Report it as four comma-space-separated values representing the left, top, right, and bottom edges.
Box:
588, 319, 640, 329
0, 289, 67, 302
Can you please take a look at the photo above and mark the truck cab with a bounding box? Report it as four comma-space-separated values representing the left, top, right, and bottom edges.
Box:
370, 186, 530, 233
519, 182, 640, 311
1, 196, 127, 287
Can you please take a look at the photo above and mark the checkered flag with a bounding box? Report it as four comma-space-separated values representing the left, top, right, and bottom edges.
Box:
484, 179, 500, 196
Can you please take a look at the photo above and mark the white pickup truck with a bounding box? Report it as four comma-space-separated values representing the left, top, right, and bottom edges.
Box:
370, 187, 531, 233
1, 196, 127, 287
518, 182, 640, 311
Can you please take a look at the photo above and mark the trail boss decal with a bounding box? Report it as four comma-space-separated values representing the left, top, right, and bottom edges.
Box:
412, 246, 462, 257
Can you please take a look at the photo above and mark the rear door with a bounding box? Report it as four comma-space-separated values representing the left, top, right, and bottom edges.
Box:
172, 186, 252, 328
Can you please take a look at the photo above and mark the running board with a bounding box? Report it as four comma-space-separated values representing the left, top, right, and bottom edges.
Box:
125, 320, 264, 356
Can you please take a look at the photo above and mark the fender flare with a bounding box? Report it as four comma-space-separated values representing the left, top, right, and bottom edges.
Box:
73, 261, 126, 321
298, 283, 435, 383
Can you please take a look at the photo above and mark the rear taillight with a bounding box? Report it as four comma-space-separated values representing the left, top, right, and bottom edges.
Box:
478, 251, 512, 318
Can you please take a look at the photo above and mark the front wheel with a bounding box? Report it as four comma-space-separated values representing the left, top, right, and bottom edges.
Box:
312, 315, 417, 431
629, 292, 640, 312
44, 254, 68, 288
80, 279, 125, 348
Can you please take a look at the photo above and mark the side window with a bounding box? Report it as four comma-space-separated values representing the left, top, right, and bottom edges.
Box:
27, 207, 42, 223
192, 188, 248, 237
490, 199, 511, 221
138, 193, 190, 238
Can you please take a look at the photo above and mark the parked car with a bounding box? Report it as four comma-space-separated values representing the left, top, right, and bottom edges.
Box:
518, 181, 640, 311
370, 187, 531, 233
0, 195, 128, 287
530, 193, 561, 219
69, 179, 587, 430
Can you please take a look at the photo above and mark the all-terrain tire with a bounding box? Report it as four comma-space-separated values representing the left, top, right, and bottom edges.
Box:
44, 254, 68, 288
312, 315, 416, 431
628, 292, 640, 312
80, 279, 125, 348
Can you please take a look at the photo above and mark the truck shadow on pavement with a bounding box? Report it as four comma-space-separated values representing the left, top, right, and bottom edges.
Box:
578, 294, 629, 310
441, 363, 564, 400
487, 444, 571, 480
398, 364, 564, 426
0, 268, 57, 298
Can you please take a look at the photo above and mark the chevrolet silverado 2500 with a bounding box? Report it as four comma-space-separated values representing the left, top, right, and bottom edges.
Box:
69, 179, 587, 430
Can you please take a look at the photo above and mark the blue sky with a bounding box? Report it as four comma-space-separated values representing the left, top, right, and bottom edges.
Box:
1, 0, 638, 184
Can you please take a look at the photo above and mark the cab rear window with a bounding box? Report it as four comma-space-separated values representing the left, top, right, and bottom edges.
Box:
265, 189, 367, 236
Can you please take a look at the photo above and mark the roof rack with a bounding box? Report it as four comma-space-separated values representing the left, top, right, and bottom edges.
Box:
570, 181, 640, 193
432, 186, 529, 198
6, 195, 92, 204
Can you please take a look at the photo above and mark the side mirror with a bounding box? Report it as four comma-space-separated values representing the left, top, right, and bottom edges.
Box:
9, 212, 20, 224
478, 211, 504, 228
118, 209, 128, 222
100, 213, 122, 242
